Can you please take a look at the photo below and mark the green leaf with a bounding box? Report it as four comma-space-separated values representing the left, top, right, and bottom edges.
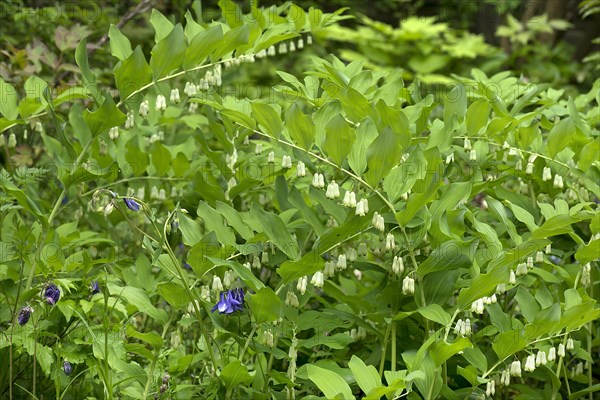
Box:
177, 211, 203, 246
348, 117, 378, 176
250, 203, 300, 260
248, 287, 282, 324
364, 126, 403, 187
0, 78, 19, 120
212, 24, 250, 60
150, 24, 186, 79
197, 202, 237, 246
156, 282, 189, 309
546, 117, 576, 158
108, 25, 133, 61
493, 330, 527, 360
150, 9, 174, 42
444, 84, 467, 123
82, 94, 126, 137
221, 361, 252, 389
285, 103, 315, 150
277, 250, 323, 284
506, 201, 538, 232
323, 114, 356, 166
184, 25, 224, 69
251, 102, 283, 138
430, 337, 472, 366
348, 355, 382, 395
465, 99, 490, 135
306, 364, 355, 400
75, 38, 100, 103
107, 283, 168, 324
125, 325, 163, 349
115, 46, 153, 100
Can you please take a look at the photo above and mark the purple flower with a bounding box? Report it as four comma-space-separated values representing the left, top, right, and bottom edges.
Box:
18, 306, 34, 326
123, 198, 140, 211
90, 281, 100, 294
211, 288, 245, 314
183, 262, 191, 270
63, 361, 72, 376
44, 284, 61, 305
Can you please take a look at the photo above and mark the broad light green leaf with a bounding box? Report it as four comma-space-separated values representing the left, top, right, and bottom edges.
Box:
150, 24, 186, 79
212, 23, 250, 60
465, 99, 490, 135
546, 117, 576, 158
348, 355, 382, 395
150, 9, 174, 42
430, 337, 472, 366
82, 94, 126, 137
108, 25, 133, 61
444, 84, 467, 122
323, 114, 356, 166
107, 283, 168, 324
307, 364, 355, 400
252, 102, 283, 138
0, 78, 18, 120
184, 25, 224, 69
277, 250, 323, 284
348, 117, 378, 176
115, 46, 153, 100
365, 127, 402, 186
249, 287, 282, 324
156, 282, 189, 309
250, 203, 300, 260
285, 103, 315, 150
221, 361, 252, 389
197, 202, 237, 246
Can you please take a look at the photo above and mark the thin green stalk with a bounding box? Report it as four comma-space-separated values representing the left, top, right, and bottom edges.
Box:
239, 326, 258, 361
391, 321, 397, 373
378, 321, 392, 377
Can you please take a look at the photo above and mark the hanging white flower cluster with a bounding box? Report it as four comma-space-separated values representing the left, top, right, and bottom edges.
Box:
385, 233, 395, 251
348, 326, 367, 342
523, 354, 536, 372
581, 263, 591, 286
255, 143, 263, 155
402, 276, 415, 295
471, 298, 485, 314
212, 276, 223, 292
296, 276, 307, 295
509, 270, 517, 284
312, 173, 325, 188
463, 137, 472, 150
155, 94, 167, 111
286, 291, 299, 307
170, 88, 180, 104
454, 318, 472, 337
108, 126, 119, 140
557, 343, 566, 357
343, 190, 357, 207
548, 347, 556, 361
282, 155, 292, 169
357, 242, 368, 257
139, 100, 150, 117
326, 181, 340, 199
510, 360, 522, 377
311, 271, 324, 288
198, 65, 222, 90
125, 111, 135, 129
469, 149, 477, 161
296, 161, 306, 177
267, 151, 275, 164
500, 369, 510, 386
392, 256, 404, 275
324, 261, 336, 278
223, 270, 234, 288
535, 350, 547, 366
226, 148, 238, 170
372, 212, 385, 232
184, 82, 197, 96
553, 174, 564, 189
256, 36, 310, 59
355, 198, 369, 216
485, 380, 495, 397
336, 254, 347, 271
445, 152, 454, 164
542, 166, 552, 181
516, 262, 528, 276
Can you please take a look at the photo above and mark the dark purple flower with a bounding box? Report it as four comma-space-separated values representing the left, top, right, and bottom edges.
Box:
183, 262, 191, 270
17, 306, 34, 326
211, 288, 245, 314
90, 281, 100, 294
61, 196, 68, 206
123, 198, 140, 211
44, 284, 61, 305
63, 361, 72, 376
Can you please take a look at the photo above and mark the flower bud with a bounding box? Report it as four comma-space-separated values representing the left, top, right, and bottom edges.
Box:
297, 161, 306, 177
286, 291, 299, 307
566, 338, 574, 350
402, 276, 415, 295
311, 271, 324, 288
385, 233, 395, 251
155, 95, 167, 111
372, 212, 385, 232
557, 343, 565, 357
282, 155, 292, 169
212, 276, 223, 292
326, 181, 340, 199
336, 254, 347, 270
170, 88, 180, 103
524, 354, 536, 372
392, 256, 404, 275
296, 276, 307, 295
535, 350, 547, 366
510, 360, 522, 377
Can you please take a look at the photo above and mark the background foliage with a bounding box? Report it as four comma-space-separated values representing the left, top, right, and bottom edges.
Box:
0, 0, 598, 399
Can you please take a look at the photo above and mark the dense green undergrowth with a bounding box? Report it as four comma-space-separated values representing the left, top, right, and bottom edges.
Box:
0, 1, 599, 399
